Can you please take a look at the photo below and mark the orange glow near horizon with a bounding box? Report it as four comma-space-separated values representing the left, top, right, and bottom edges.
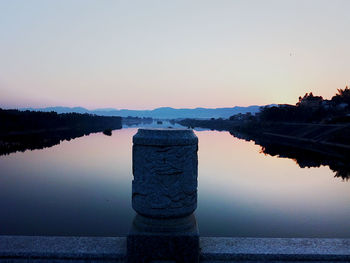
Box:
0, 1, 349, 109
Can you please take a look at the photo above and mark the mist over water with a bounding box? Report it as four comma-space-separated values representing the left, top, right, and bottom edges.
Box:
1, 125, 350, 237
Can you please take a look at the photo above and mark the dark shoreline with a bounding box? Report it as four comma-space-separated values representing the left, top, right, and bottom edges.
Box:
176, 118, 350, 180
0, 127, 123, 156
0, 109, 122, 156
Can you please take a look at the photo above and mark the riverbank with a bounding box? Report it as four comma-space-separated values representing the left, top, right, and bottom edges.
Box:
176, 118, 350, 179
0, 109, 122, 155
177, 118, 350, 151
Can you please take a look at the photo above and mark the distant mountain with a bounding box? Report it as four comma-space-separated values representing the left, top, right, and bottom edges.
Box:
20, 105, 264, 119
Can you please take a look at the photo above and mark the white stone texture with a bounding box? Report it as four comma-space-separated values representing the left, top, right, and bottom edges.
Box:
132, 129, 198, 218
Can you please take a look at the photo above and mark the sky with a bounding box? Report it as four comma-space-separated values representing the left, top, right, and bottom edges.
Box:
0, 0, 349, 110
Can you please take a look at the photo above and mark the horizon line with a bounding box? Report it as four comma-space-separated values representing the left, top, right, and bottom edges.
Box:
1, 104, 272, 111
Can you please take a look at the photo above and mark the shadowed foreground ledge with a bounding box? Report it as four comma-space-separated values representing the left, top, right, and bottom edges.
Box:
1, 236, 350, 262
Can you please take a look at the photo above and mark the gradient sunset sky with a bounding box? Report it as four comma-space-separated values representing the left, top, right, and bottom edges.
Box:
1, 0, 349, 110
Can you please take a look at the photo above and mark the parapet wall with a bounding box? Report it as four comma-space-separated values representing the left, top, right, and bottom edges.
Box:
1, 235, 350, 262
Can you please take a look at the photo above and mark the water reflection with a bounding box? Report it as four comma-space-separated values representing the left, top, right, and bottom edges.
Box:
0, 128, 350, 237
196, 130, 350, 238
0, 119, 174, 156
229, 131, 350, 181
0, 127, 122, 156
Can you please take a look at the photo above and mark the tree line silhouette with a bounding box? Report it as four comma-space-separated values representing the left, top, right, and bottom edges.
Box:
258, 86, 350, 123
0, 109, 122, 155
0, 109, 122, 133
175, 87, 350, 180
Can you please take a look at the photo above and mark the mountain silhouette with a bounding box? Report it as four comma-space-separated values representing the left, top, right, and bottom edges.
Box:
21, 106, 266, 119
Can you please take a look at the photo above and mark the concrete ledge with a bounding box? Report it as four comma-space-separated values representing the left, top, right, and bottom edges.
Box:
0, 236, 125, 262
200, 237, 350, 262
1, 236, 350, 262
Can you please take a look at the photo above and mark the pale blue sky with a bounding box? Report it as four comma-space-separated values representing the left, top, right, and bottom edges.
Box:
0, 0, 349, 109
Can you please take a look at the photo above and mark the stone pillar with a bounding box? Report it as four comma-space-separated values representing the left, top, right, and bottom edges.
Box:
127, 128, 199, 263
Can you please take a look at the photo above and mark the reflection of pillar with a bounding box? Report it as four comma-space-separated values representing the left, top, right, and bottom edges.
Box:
127, 128, 199, 263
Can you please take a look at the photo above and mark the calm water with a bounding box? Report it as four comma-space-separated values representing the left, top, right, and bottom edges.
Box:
1, 125, 350, 237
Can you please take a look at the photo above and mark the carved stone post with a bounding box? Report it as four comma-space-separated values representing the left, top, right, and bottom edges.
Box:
127, 128, 199, 263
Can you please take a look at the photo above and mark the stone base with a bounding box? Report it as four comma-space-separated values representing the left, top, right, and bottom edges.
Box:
127, 214, 199, 263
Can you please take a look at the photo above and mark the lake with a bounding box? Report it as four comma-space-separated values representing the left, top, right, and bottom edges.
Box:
1, 123, 350, 237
